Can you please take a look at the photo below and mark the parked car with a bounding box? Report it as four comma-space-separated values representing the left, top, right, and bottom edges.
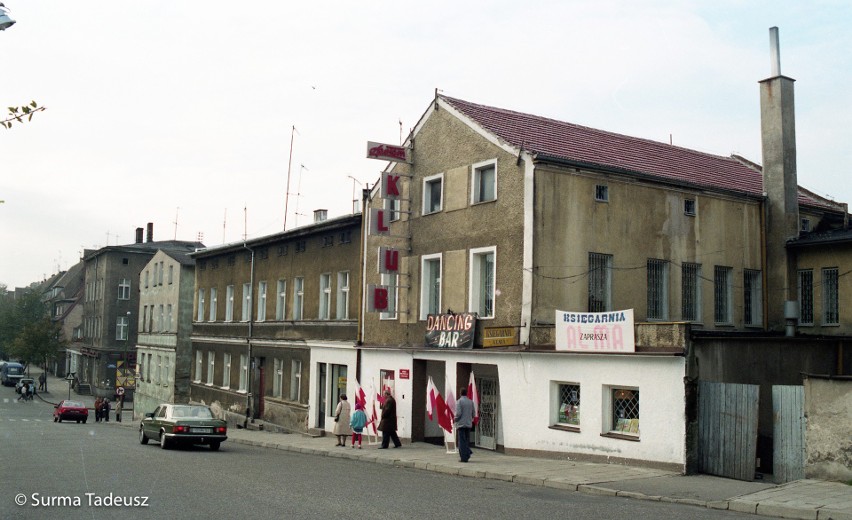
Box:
139, 404, 227, 451
54, 400, 89, 423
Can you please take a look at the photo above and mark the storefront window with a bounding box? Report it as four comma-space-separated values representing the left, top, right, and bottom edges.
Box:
556, 383, 580, 427
611, 388, 640, 436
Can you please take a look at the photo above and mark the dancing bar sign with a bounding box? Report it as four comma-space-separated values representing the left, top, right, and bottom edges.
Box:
425, 313, 477, 349
555, 309, 635, 352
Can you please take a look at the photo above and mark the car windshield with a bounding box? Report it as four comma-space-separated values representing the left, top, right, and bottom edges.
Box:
63, 401, 83, 407
172, 406, 213, 419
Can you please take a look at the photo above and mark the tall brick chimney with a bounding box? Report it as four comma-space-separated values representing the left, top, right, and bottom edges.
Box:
146, 222, 154, 243
760, 27, 799, 331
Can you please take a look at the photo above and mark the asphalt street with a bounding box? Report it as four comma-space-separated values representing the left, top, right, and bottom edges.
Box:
0, 384, 785, 520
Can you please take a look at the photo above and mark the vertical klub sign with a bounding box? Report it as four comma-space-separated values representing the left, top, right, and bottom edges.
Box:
366, 141, 409, 313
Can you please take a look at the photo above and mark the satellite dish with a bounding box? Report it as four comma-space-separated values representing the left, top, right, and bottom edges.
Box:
0, 3, 15, 31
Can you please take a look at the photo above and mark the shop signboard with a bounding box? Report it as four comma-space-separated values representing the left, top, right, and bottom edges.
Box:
425, 313, 477, 349
555, 309, 635, 352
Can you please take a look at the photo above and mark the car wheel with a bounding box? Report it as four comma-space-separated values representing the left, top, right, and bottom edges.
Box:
139, 427, 149, 445
209, 441, 221, 451
159, 431, 170, 449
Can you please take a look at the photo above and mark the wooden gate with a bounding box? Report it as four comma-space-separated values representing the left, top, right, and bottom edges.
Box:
698, 381, 759, 481
772, 385, 805, 483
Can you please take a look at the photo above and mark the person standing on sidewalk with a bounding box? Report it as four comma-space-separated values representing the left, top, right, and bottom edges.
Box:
115, 396, 123, 422
94, 397, 103, 422
38, 372, 46, 392
332, 394, 351, 447
378, 389, 401, 449
455, 387, 474, 463
350, 402, 367, 449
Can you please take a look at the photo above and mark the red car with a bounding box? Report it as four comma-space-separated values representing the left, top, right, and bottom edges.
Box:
54, 400, 89, 424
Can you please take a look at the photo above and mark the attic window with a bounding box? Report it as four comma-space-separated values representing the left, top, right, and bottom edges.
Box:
684, 199, 696, 216
122, 258, 129, 265
800, 218, 811, 232
595, 185, 609, 202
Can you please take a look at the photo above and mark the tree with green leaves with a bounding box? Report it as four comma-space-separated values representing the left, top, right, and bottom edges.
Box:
9, 317, 67, 379
0, 289, 47, 362
3, 101, 45, 129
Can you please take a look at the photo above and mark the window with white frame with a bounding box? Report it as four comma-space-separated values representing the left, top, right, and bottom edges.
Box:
588, 253, 612, 312
555, 383, 581, 428
156, 355, 162, 385
595, 184, 609, 202
336, 271, 350, 319
225, 285, 234, 322
118, 278, 131, 300
163, 356, 170, 387
157, 305, 164, 332
222, 353, 231, 389
798, 269, 814, 326
470, 247, 495, 318
380, 273, 398, 320
168, 264, 174, 284
276, 280, 287, 320
197, 288, 205, 322
610, 388, 640, 436
289, 359, 302, 401
166, 304, 173, 332
142, 306, 149, 332
209, 287, 217, 321
239, 354, 248, 392
241, 283, 252, 322
146, 353, 152, 382
257, 281, 267, 322
647, 259, 669, 320
319, 273, 331, 320
471, 160, 496, 204
684, 199, 696, 216
386, 198, 401, 222
422, 173, 443, 215
293, 277, 304, 320
273, 358, 283, 397
822, 268, 839, 325
116, 317, 129, 341
159, 261, 164, 285
681, 262, 701, 322
744, 269, 763, 327
206, 351, 215, 385
194, 350, 202, 382
714, 266, 733, 325
420, 254, 442, 319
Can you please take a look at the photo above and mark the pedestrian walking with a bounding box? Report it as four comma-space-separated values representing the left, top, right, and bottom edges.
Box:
455, 387, 475, 463
350, 402, 367, 449
38, 372, 46, 392
94, 397, 103, 422
115, 396, 123, 422
378, 389, 401, 449
333, 394, 351, 447
101, 399, 110, 422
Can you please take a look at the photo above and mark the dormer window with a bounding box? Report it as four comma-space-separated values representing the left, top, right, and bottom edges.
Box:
595, 185, 609, 202
800, 218, 811, 232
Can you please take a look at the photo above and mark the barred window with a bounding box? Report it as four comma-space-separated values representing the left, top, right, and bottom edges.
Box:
595, 184, 609, 202
714, 266, 733, 324
556, 384, 581, 427
611, 388, 640, 436
744, 269, 763, 327
798, 270, 814, 326
647, 259, 669, 320
682, 262, 701, 322
822, 268, 839, 325
588, 253, 613, 312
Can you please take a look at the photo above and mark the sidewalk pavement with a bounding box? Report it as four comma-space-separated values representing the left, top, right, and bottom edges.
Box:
34, 369, 852, 520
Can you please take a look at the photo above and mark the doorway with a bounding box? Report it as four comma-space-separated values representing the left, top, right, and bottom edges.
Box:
476, 376, 499, 450
317, 363, 327, 429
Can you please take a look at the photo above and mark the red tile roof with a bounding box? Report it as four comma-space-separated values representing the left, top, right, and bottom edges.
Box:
440, 95, 843, 211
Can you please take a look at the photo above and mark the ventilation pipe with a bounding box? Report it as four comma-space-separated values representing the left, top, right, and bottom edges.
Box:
784, 300, 799, 337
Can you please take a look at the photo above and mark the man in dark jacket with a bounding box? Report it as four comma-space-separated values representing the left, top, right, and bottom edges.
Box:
378, 389, 401, 449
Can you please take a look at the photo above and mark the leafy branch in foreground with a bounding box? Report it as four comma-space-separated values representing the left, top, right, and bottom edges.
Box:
3, 101, 46, 129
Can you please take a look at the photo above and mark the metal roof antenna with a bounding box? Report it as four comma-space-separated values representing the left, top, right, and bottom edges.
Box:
769, 26, 781, 77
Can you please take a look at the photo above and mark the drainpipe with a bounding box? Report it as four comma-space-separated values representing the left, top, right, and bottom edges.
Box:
243, 243, 255, 428
356, 187, 370, 382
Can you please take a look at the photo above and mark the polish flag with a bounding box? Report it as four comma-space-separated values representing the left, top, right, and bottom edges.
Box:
468, 372, 480, 426
445, 385, 456, 427
426, 377, 438, 421
435, 392, 453, 434
353, 379, 367, 408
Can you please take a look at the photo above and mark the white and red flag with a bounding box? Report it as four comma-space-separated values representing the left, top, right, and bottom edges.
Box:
445, 385, 456, 427
468, 372, 480, 425
353, 379, 367, 408
426, 377, 438, 421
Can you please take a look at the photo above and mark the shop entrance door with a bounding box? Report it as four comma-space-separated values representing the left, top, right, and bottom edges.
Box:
476, 377, 498, 450
317, 363, 327, 429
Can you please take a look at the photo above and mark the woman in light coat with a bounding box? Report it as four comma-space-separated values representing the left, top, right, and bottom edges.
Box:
333, 394, 352, 447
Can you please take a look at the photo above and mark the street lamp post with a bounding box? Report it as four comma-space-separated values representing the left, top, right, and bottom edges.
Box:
0, 3, 16, 31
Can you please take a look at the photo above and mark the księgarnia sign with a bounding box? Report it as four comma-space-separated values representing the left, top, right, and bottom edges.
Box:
554, 309, 635, 352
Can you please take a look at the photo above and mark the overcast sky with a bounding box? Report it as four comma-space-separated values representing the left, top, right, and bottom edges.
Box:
2, 1, 850, 289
